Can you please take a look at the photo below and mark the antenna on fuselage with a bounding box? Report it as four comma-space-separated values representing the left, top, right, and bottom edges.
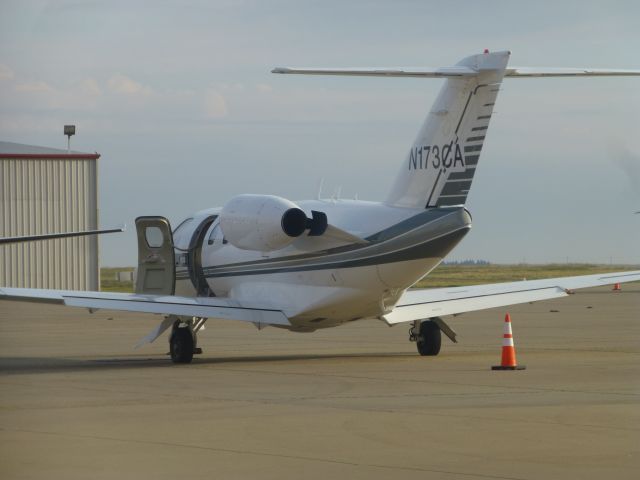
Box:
330, 186, 342, 203
316, 178, 324, 200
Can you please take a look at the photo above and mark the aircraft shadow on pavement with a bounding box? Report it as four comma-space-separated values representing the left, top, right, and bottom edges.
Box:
0, 351, 415, 374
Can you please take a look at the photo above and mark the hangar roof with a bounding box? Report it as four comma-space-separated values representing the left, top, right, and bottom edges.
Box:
0, 141, 100, 159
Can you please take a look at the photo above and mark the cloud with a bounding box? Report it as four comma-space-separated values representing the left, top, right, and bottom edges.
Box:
218, 83, 244, 92
203, 89, 228, 118
107, 74, 152, 95
15, 81, 54, 93
0, 64, 14, 80
9, 77, 104, 110
77, 78, 102, 97
256, 83, 272, 93
0, 114, 63, 134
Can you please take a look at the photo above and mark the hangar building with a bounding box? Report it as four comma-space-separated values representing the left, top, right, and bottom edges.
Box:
0, 141, 101, 290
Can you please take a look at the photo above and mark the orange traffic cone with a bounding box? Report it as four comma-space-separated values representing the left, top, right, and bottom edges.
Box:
492, 313, 526, 370
612, 283, 621, 292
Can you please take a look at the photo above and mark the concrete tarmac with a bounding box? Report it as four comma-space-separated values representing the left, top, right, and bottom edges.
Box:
1, 284, 638, 479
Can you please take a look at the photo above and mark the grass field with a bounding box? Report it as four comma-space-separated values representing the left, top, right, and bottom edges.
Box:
413, 263, 638, 288
100, 267, 135, 292
100, 264, 638, 292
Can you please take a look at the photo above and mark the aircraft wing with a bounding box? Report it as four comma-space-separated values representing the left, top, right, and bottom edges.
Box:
0, 287, 290, 327
383, 270, 640, 324
0, 227, 124, 244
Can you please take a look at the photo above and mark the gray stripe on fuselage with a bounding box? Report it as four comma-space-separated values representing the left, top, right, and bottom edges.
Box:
365, 208, 453, 242
203, 227, 470, 278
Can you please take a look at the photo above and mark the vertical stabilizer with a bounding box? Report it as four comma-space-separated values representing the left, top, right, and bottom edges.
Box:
385, 51, 510, 208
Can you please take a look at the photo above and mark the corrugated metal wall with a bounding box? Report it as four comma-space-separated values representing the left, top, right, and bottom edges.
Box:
0, 157, 99, 290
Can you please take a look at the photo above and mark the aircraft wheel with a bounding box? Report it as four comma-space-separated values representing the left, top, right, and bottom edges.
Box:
417, 320, 441, 356
170, 327, 194, 364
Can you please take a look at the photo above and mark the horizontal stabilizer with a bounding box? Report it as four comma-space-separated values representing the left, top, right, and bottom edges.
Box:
272, 66, 478, 78
273, 65, 640, 80
505, 67, 640, 77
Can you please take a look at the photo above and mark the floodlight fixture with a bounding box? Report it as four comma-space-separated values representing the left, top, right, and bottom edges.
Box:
64, 124, 76, 152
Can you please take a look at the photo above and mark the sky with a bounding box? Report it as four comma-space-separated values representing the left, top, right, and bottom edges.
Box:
1, 0, 639, 266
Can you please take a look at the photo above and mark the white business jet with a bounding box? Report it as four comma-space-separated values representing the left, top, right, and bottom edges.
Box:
2, 50, 639, 363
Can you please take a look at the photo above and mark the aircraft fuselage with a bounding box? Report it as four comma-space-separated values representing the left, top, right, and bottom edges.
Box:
173, 200, 471, 331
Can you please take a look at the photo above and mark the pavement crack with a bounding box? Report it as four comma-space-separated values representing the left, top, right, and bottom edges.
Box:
0, 426, 530, 480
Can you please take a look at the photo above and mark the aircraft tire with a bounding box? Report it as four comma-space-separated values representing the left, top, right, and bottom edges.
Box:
417, 320, 441, 356
170, 328, 194, 364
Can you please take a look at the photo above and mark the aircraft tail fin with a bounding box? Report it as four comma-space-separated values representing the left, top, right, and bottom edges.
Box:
385, 50, 510, 208
274, 50, 511, 209
273, 52, 640, 209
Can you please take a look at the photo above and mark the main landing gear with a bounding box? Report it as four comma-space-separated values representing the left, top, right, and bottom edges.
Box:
169, 317, 207, 364
409, 317, 458, 356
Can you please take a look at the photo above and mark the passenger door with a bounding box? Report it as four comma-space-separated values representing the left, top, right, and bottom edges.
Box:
186, 215, 218, 296
135, 216, 176, 295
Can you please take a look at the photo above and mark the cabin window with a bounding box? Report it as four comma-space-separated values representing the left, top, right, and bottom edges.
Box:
172, 217, 194, 246
144, 226, 164, 248
172, 217, 193, 235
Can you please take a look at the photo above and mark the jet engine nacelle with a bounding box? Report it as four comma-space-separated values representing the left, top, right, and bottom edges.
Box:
220, 194, 327, 251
